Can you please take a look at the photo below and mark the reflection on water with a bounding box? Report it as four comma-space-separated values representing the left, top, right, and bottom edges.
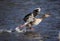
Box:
0, 0, 60, 41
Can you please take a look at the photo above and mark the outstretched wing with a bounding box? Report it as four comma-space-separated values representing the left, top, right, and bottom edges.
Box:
23, 13, 32, 22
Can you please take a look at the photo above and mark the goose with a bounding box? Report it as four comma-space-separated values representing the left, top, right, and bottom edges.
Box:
15, 13, 50, 33
15, 8, 50, 32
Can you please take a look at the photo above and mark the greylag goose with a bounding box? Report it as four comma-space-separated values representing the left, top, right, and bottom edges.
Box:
15, 8, 50, 32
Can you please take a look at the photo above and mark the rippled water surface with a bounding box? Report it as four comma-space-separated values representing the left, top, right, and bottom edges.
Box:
0, 0, 60, 41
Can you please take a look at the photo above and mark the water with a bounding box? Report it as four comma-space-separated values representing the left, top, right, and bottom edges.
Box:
0, 0, 60, 41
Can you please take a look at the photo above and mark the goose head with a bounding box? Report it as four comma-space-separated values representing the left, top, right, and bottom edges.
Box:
44, 14, 50, 18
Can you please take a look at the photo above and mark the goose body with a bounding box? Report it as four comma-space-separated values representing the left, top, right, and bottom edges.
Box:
32, 18, 43, 26
14, 8, 50, 32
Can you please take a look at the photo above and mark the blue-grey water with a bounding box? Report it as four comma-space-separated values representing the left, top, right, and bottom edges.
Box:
0, 0, 60, 41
